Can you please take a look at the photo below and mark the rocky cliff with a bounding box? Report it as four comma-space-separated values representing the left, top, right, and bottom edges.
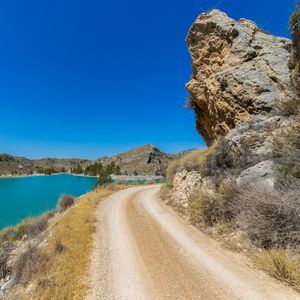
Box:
164, 9, 300, 216
186, 9, 295, 146
182, 9, 300, 189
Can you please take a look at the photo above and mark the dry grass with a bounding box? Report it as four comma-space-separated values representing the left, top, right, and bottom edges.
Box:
272, 121, 300, 179
0, 212, 54, 245
27, 187, 113, 300
187, 179, 236, 229
277, 98, 300, 116
57, 195, 75, 212
166, 146, 217, 185
159, 184, 172, 202
255, 249, 300, 289
233, 181, 300, 249
13, 244, 49, 285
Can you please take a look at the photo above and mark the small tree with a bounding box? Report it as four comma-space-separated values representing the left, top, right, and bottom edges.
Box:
98, 174, 112, 186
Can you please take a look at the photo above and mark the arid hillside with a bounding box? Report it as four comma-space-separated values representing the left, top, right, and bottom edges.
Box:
0, 145, 175, 176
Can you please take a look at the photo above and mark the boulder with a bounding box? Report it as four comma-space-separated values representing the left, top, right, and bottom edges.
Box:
236, 160, 276, 188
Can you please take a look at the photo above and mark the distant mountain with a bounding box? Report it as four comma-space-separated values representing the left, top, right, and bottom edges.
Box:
0, 145, 175, 176
96, 144, 173, 176
0, 153, 91, 176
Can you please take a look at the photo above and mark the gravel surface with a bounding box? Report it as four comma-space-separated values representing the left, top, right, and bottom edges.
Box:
85, 185, 300, 300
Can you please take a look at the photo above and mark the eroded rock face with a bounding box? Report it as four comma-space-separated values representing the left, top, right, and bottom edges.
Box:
186, 9, 294, 145
165, 170, 214, 214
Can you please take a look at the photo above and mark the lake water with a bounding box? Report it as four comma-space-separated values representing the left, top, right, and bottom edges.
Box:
0, 174, 98, 229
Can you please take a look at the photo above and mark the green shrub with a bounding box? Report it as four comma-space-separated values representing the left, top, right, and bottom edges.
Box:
97, 174, 113, 186
72, 164, 83, 174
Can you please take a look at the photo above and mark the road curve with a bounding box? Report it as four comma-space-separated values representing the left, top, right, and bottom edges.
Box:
86, 185, 300, 300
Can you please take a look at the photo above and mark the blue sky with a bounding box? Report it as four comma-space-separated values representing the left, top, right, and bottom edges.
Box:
0, 0, 295, 159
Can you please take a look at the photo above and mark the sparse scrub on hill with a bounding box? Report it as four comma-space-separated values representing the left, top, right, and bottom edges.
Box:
0, 244, 12, 280
188, 180, 236, 229
233, 181, 300, 249
201, 140, 233, 181
57, 195, 75, 212
13, 244, 49, 285
166, 149, 214, 185
187, 178, 300, 249
27, 212, 54, 237
85, 161, 120, 176
273, 121, 300, 179
0, 213, 53, 246
0, 187, 122, 298
29, 188, 113, 299
71, 164, 84, 174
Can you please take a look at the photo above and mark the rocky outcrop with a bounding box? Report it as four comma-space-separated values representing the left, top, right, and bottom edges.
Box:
236, 159, 276, 188
186, 9, 295, 145
166, 170, 214, 213
166, 10, 300, 208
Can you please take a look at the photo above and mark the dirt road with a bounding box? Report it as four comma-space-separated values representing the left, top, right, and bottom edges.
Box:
86, 185, 300, 300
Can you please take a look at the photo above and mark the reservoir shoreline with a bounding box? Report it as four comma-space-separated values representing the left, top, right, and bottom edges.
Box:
0, 174, 98, 229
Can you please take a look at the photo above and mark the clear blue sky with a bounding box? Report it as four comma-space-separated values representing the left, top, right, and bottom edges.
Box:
0, 0, 295, 159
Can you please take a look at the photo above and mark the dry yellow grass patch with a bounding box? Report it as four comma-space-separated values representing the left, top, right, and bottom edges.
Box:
27, 187, 113, 300
254, 249, 300, 290
165, 145, 217, 185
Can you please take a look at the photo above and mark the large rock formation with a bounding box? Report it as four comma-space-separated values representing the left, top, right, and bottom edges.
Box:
164, 9, 300, 209
186, 9, 295, 145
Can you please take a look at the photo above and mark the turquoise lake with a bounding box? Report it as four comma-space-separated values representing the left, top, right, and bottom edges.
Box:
0, 174, 98, 229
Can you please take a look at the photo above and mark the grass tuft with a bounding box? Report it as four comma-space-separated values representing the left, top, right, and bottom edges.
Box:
57, 195, 75, 212
256, 249, 300, 289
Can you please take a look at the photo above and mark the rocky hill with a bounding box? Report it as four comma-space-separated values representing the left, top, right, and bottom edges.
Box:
96, 144, 173, 176
0, 154, 91, 176
162, 9, 300, 287
0, 145, 174, 176
184, 9, 298, 187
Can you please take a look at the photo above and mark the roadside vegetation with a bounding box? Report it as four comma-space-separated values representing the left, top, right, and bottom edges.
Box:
28, 188, 112, 299
163, 74, 300, 290
162, 135, 300, 289
0, 184, 127, 299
